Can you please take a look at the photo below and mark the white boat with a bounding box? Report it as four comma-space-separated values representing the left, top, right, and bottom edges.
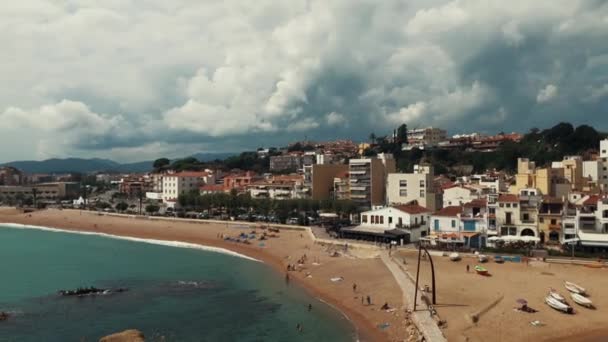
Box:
571, 293, 593, 308
449, 253, 461, 261
478, 254, 488, 263
549, 289, 566, 303
564, 281, 586, 295
545, 295, 573, 314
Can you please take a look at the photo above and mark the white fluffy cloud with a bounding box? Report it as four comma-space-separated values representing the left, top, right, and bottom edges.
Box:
537, 84, 559, 103
0, 0, 607, 161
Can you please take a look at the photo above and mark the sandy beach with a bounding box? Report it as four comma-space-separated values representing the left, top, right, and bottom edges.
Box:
0, 208, 416, 342
396, 249, 608, 342
4, 208, 608, 342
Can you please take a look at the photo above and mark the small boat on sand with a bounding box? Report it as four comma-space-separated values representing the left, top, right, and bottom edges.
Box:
570, 293, 593, 308
564, 281, 586, 295
494, 256, 504, 264
478, 254, 488, 263
449, 253, 461, 261
545, 296, 573, 314
549, 289, 566, 303
474, 265, 488, 275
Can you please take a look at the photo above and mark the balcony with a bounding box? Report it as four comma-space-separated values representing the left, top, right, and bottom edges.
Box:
521, 219, 535, 224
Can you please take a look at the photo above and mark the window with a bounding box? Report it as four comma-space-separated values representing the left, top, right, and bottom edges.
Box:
523, 213, 529, 221
489, 208, 496, 214
399, 180, 407, 187
399, 189, 408, 196
362, 215, 367, 223
388, 216, 393, 224
419, 180, 425, 187
539, 217, 544, 223
499, 203, 504, 208
371, 216, 375, 224
506, 203, 511, 208
420, 190, 425, 197
380, 216, 384, 224
415, 217, 418, 224
451, 220, 456, 228
513, 203, 518, 208
551, 219, 557, 225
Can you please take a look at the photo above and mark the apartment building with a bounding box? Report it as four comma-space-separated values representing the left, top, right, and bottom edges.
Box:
162, 171, 212, 202
0, 167, 23, 185
538, 196, 564, 244
269, 154, 302, 172
311, 164, 348, 200
348, 153, 395, 208
386, 164, 440, 211
0, 182, 80, 201
407, 127, 447, 147
600, 139, 608, 190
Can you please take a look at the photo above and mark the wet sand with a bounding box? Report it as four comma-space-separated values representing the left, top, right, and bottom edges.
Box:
397, 249, 608, 342
0, 208, 417, 342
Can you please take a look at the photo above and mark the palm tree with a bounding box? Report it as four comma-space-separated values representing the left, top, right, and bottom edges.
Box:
369, 133, 376, 145
137, 189, 144, 215
32, 188, 38, 208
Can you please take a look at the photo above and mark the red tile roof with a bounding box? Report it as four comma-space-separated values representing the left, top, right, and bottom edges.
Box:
433, 206, 462, 217
583, 195, 600, 206
464, 198, 487, 207
169, 171, 209, 178
393, 204, 430, 214
498, 194, 518, 202
200, 184, 225, 192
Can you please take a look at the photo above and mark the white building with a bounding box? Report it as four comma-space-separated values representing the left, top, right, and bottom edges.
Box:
386, 164, 440, 211
600, 139, 608, 190
161, 171, 213, 202
442, 185, 482, 207
358, 203, 431, 242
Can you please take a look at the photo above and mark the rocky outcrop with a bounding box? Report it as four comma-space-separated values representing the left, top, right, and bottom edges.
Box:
99, 329, 144, 342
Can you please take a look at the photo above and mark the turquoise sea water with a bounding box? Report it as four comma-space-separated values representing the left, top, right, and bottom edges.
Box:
0, 225, 355, 342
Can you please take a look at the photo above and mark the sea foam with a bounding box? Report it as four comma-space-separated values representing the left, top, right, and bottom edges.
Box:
1, 222, 261, 262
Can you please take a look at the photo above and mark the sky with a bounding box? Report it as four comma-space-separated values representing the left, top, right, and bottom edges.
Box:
1, 1, 608, 162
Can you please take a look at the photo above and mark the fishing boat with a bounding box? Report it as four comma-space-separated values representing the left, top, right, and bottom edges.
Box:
474, 265, 488, 275
494, 256, 504, 264
478, 254, 488, 263
545, 295, 573, 314
549, 288, 566, 303
564, 281, 586, 295
449, 253, 461, 261
570, 293, 593, 308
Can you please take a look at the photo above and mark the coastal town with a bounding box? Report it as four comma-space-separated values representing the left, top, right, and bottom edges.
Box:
2, 124, 607, 255
2, 123, 608, 342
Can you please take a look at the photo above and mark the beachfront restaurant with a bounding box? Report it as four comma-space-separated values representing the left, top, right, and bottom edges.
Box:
339, 226, 410, 245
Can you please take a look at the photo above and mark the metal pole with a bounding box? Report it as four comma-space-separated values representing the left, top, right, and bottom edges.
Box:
414, 244, 422, 311
423, 247, 437, 305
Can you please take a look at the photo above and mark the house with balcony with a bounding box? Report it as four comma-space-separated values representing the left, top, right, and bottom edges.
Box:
495, 190, 539, 238
538, 196, 564, 244
430, 205, 486, 248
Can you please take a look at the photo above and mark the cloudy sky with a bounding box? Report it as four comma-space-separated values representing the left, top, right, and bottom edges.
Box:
1, 1, 608, 162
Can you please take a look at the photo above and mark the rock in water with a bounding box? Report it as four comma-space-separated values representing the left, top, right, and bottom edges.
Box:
99, 329, 144, 342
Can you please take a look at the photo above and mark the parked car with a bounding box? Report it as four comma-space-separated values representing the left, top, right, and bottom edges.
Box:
286, 217, 299, 225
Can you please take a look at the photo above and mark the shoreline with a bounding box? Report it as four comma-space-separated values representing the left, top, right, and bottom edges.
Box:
0, 209, 395, 342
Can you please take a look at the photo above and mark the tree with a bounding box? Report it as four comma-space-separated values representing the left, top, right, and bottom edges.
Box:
369, 132, 376, 145
153, 158, 170, 170
396, 124, 408, 144
115, 202, 128, 212
145, 204, 160, 214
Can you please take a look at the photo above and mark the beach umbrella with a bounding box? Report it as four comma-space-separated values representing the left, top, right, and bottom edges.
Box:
488, 236, 500, 241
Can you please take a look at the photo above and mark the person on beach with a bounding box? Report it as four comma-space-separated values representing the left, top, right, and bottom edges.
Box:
296, 323, 303, 333
285, 273, 290, 284
466, 264, 470, 273
353, 283, 357, 292
366, 295, 371, 305
308, 304, 312, 312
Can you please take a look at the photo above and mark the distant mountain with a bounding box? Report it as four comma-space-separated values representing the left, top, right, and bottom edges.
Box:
1, 152, 236, 174
189, 152, 236, 162
0, 158, 152, 174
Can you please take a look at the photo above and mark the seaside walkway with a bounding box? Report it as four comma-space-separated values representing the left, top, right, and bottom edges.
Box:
380, 252, 447, 342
